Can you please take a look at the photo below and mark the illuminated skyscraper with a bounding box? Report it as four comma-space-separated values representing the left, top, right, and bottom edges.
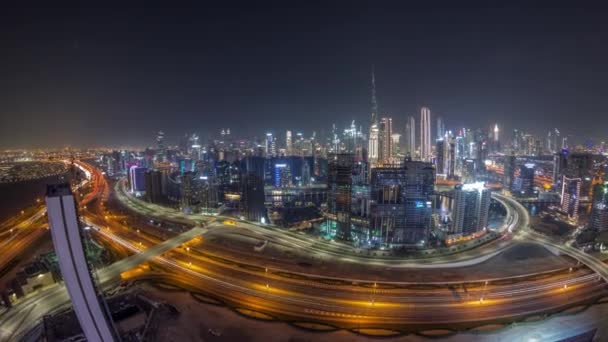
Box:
181, 172, 194, 210
368, 68, 379, 167
370, 67, 378, 126
46, 184, 117, 342
391, 133, 401, 161
328, 154, 354, 241
156, 130, 165, 162
420, 107, 432, 162
503, 154, 516, 191
435, 138, 444, 176
265, 133, 276, 157
590, 182, 608, 231
437, 117, 445, 141
129, 166, 147, 194
286, 130, 292, 155
454, 134, 464, 176
144, 170, 164, 204
405, 116, 416, 159
370, 166, 407, 244
451, 183, 491, 235
368, 124, 379, 166
561, 176, 582, 221
444, 133, 456, 178
273, 163, 292, 188
492, 124, 500, 153
402, 158, 435, 245
517, 163, 535, 196
379, 117, 393, 165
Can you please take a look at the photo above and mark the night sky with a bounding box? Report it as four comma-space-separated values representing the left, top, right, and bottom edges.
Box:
1, 2, 607, 148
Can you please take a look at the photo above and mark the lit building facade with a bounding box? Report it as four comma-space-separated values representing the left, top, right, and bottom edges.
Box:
451, 183, 491, 236
129, 165, 147, 194
327, 153, 354, 241
405, 116, 416, 159
420, 107, 432, 162
369, 167, 407, 244
379, 117, 393, 165
402, 159, 435, 245
561, 176, 582, 221
590, 182, 608, 231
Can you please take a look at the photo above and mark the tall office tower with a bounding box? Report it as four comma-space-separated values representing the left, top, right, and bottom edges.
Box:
547, 131, 553, 153
474, 130, 487, 177
405, 116, 416, 159
343, 121, 357, 153
476, 185, 492, 232
327, 154, 354, 241
370, 166, 407, 244
368, 69, 379, 167
445, 134, 456, 178
265, 133, 276, 157
451, 186, 466, 234
462, 159, 476, 183
435, 131, 456, 179
391, 133, 401, 161
286, 130, 293, 156
461, 128, 470, 159
503, 155, 516, 191
512, 129, 520, 154
435, 138, 445, 176
239, 156, 267, 219
190, 133, 202, 161
144, 170, 164, 204
331, 124, 339, 153
554, 128, 560, 153
534, 138, 542, 157
590, 182, 608, 231
451, 183, 491, 235
420, 107, 432, 162
523, 135, 534, 155
181, 172, 194, 210
517, 163, 536, 196
301, 159, 311, 186
437, 117, 445, 141
370, 67, 378, 127
402, 158, 435, 245
273, 163, 292, 188
454, 134, 464, 176
561, 176, 582, 221
156, 130, 165, 162
241, 172, 266, 222
493, 124, 500, 152
553, 150, 568, 186
379, 117, 393, 165
46, 184, 117, 342
368, 124, 379, 167
129, 166, 147, 194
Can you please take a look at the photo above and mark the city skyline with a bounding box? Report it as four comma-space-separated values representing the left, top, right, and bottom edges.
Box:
2, 3, 608, 339
1, 3, 608, 148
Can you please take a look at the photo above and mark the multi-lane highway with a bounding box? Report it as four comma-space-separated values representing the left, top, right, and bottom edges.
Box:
497, 193, 608, 282
0, 161, 101, 273
2, 213, 605, 340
